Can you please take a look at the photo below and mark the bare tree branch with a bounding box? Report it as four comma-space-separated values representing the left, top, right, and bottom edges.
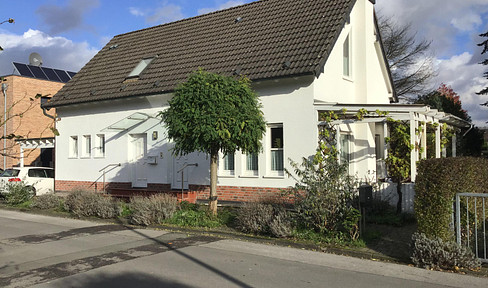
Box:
377, 14, 436, 100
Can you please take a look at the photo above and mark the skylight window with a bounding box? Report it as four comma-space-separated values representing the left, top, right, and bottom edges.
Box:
127, 56, 156, 78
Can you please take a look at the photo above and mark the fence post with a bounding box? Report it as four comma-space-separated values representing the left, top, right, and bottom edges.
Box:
456, 194, 461, 245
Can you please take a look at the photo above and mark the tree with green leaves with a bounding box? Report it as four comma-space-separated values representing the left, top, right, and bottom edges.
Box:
159, 69, 266, 215
416, 84, 483, 156
477, 31, 488, 106
385, 119, 413, 214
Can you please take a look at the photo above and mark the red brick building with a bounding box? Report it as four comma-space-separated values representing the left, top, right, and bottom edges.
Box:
0, 74, 63, 169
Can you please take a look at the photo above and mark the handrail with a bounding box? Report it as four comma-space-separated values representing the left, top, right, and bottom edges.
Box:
98, 163, 121, 193
99, 163, 121, 173
178, 163, 198, 193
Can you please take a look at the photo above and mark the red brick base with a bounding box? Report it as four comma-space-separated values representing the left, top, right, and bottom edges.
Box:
55, 180, 288, 203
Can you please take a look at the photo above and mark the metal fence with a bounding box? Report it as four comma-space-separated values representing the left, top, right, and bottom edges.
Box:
455, 193, 488, 263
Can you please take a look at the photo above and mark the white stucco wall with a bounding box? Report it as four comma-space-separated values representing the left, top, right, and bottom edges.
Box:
314, 0, 392, 105
312, 0, 393, 180
55, 75, 319, 189
54, 0, 393, 190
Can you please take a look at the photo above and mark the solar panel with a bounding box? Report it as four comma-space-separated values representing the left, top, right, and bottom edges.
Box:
53, 69, 71, 82
13, 62, 34, 78
28, 65, 48, 80
12, 62, 76, 83
41, 67, 61, 82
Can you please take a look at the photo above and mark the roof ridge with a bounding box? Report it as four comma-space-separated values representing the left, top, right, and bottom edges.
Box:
114, 0, 265, 39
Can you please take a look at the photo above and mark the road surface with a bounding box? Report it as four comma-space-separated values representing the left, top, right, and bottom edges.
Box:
0, 209, 486, 288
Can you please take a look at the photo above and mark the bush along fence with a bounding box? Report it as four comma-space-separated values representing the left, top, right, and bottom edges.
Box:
414, 157, 488, 269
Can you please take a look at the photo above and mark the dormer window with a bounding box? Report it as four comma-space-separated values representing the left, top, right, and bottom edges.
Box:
127, 56, 156, 78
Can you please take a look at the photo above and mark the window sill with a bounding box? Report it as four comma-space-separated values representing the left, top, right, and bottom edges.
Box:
218, 174, 235, 178
263, 174, 285, 179
343, 75, 353, 82
239, 174, 259, 178
80, 156, 92, 159
68, 157, 78, 159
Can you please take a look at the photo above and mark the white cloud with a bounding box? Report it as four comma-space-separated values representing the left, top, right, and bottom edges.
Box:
376, 0, 488, 57
36, 0, 100, 35
450, 13, 482, 32
0, 29, 98, 75
376, 0, 488, 126
198, 1, 245, 15
129, 7, 145, 17
147, 4, 184, 24
128, 3, 184, 24
433, 52, 488, 127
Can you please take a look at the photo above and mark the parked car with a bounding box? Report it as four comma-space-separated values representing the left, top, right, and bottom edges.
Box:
0, 167, 54, 195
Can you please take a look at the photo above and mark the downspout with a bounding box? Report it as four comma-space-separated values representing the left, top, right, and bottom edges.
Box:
42, 106, 55, 120
2, 83, 7, 170
462, 124, 474, 137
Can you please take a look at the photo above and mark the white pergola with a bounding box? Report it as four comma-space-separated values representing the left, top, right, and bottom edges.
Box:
16, 137, 55, 167
315, 102, 472, 182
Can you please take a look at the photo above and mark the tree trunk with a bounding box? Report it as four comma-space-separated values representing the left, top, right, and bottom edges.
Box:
209, 149, 218, 216
396, 180, 402, 214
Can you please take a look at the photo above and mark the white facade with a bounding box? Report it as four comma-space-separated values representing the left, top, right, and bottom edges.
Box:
54, 0, 394, 191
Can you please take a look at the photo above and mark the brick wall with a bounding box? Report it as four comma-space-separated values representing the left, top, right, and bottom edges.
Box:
55, 180, 288, 202
0, 76, 62, 168
191, 185, 287, 202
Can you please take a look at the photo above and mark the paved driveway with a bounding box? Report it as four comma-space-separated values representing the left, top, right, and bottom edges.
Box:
0, 209, 487, 288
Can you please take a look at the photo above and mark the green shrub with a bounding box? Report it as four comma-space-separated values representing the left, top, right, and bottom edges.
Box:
288, 149, 358, 239
236, 201, 292, 237
269, 210, 293, 238
64, 190, 122, 219
415, 157, 488, 241
168, 209, 220, 228
129, 194, 178, 226
31, 194, 63, 210
166, 203, 235, 228
2, 182, 35, 206
411, 232, 481, 271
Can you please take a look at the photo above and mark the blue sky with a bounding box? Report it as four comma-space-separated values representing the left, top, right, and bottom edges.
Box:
1, 0, 488, 126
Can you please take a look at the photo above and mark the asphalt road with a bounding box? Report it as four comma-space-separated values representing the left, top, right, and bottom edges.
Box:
0, 209, 487, 288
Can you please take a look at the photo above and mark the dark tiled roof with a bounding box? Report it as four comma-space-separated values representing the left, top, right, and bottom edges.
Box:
45, 0, 356, 108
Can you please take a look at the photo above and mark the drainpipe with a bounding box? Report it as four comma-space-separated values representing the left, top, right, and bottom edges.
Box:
2, 83, 7, 170
42, 106, 55, 120
462, 124, 474, 137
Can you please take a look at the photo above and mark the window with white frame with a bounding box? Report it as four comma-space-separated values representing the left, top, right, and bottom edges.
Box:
82, 135, 91, 158
222, 153, 235, 175
340, 133, 352, 173
270, 125, 284, 173
95, 134, 105, 158
69, 136, 78, 158
246, 153, 258, 175
343, 34, 351, 77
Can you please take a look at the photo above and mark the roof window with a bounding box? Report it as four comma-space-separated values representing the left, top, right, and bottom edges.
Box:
127, 56, 156, 78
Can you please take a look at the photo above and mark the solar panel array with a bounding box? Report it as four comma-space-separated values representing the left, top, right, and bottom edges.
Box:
12, 62, 76, 83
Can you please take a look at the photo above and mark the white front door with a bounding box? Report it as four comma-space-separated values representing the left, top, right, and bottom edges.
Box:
172, 155, 188, 190
130, 134, 147, 188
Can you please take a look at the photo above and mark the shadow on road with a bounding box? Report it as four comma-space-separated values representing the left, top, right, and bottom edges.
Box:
48, 272, 192, 288
115, 219, 253, 288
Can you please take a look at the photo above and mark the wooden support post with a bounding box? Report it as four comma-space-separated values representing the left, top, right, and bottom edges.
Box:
435, 122, 441, 158
421, 121, 427, 159
409, 113, 417, 182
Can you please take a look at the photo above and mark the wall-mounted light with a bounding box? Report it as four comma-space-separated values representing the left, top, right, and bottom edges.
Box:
152, 131, 158, 140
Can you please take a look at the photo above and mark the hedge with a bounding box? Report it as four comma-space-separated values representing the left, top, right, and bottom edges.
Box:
415, 157, 488, 241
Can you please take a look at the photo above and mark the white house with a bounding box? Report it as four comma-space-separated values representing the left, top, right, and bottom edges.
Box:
43, 0, 467, 203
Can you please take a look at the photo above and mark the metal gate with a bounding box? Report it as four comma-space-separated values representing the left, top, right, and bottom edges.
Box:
455, 193, 488, 263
